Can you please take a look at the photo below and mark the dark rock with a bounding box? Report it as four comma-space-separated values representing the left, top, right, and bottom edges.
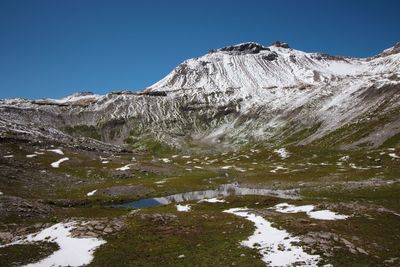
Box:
111, 170, 135, 179
142, 91, 167, 97
262, 51, 278, 61
138, 213, 178, 224
103, 227, 113, 234
213, 42, 270, 54
272, 41, 290, 48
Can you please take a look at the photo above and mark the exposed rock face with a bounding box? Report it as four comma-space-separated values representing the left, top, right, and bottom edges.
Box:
272, 41, 290, 48
211, 42, 270, 54
262, 51, 278, 61
0, 42, 399, 150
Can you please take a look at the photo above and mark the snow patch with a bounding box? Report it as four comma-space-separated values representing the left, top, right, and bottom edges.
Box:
26, 154, 37, 158
270, 166, 288, 173
272, 203, 350, 220
51, 157, 69, 168
86, 190, 97, 196
198, 198, 225, 203
161, 158, 171, 163
176, 204, 191, 212
308, 210, 350, 220
116, 164, 131, 171
273, 203, 314, 213
221, 165, 233, 170
224, 208, 320, 266
0, 222, 105, 267
274, 148, 290, 159
48, 149, 64, 155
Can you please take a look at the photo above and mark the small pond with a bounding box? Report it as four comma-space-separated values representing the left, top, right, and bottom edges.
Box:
114, 183, 299, 209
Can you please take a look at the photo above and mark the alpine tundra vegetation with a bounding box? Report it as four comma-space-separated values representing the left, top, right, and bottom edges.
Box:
0, 41, 400, 267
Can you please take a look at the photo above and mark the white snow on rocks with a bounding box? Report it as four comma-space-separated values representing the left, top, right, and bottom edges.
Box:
221, 165, 233, 170
47, 149, 64, 155
26, 154, 37, 158
86, 190, 97, 197
307, 210, 349, 220
0, 222, 105, 267
116, 164, 132, 171
51, 157, 69, 168
273, 203, 314, 213
176, 204, 191, 212
224, 208, 321, 266
270, 166, 288, 173
49, 93, 101, 104
272, 203, 350, 220
3, 155, 14, 158
198, 198, 225, 203
388, 153, 400, 159
274, 148, 290, 159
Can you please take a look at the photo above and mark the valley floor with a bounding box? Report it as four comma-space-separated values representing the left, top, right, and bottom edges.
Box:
0, 139, 399, 266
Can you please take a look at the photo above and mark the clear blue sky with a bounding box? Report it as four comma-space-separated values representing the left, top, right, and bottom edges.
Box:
0, 0, 399, 99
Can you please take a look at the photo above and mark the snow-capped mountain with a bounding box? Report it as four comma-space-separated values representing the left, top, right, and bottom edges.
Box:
1, 42, 399, 150
148, 42, 400, 91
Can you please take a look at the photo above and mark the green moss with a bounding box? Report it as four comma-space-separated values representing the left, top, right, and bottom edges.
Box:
90, 201, 268, 267
381, 132, 400, 148
280, 123, 322, 145
64, 125, 101, 140
312, 107, 400, 148
125, 135, 175, 154
0, 242, 59, 266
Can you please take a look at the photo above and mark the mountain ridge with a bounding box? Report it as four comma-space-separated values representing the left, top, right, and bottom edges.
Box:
1, 41, 399, 152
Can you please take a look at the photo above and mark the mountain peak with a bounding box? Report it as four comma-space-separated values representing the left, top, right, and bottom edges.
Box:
210, 42, 270, 54
148, 41, 399, 93
271, 41, 290, 48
